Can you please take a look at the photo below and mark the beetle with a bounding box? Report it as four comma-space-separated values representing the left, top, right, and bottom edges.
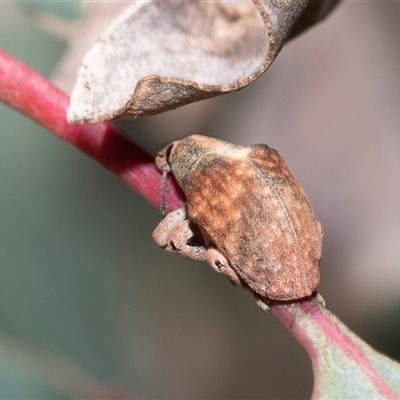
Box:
152, 134, 323, 301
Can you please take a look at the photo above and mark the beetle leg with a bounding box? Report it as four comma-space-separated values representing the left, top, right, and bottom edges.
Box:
153, 207, 187, 248
206, 248, 241, 286
153, 208, 207, 262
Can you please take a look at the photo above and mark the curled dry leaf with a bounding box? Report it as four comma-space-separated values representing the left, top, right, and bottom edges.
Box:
67, 0, 340, 125
53, 1, 134, 93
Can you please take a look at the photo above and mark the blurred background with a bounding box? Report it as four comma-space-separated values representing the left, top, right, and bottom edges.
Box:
1, 1, 400, 398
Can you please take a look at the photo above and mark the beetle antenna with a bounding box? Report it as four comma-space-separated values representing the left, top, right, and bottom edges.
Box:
160, 167, 168, 216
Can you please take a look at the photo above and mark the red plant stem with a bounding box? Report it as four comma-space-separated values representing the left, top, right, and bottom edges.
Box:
0, 46, 322, 365
0, 48, 185, 212
2, 48, 399, 399
0, 51, 322, 328
0, 48, 354, 345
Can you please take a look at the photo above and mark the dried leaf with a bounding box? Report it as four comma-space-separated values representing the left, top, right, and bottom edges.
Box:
67, 0, 340, 124
53, 1, 133, 93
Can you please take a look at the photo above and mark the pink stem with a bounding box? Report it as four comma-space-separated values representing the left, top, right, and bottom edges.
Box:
0, 48, 185, 213
3, 48, 397, 399
6, 50, 393, 397
0, 48, 333, 337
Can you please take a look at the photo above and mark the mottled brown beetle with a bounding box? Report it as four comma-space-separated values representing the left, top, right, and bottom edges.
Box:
152, 135, 323, 301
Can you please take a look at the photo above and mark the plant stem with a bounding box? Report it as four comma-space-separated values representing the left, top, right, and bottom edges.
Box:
3, 49, 399, 400
0, 48, 185, 213
0, 48, 347, 342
